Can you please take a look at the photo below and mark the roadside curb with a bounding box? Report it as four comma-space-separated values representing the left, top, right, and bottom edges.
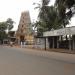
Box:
9, 45, 75, 54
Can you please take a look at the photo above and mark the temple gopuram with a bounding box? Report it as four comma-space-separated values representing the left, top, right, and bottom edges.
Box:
16, 11, 34, 45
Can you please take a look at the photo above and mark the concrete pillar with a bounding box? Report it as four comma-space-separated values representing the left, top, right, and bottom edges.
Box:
69, 40, 71, 50
72, 36, 75, 50
73, 39, 74, 50
53, 37, 54, 48
21, 42, 23, 48
69, 35, 72, 50
46, 38, 49, 49
44, 38, 46, 50
57, 37, 59, 48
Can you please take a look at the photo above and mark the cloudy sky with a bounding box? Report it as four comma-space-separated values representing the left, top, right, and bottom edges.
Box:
0, 0, 74, 30
0, 0, 39, 30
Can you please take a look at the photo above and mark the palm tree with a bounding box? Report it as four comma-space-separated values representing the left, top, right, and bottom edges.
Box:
55, 0, 75, 27
34, 0, 64, 36
33, 0, 50, 36
6, 18, 15, 31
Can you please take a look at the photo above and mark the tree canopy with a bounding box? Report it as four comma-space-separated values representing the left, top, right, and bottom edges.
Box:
55, 0, 75, 27
0, 22, 7, 31
34, 0, 62, 36
0, 18, 14, 43
34, 0, 75, 36
6, 18, 15, 31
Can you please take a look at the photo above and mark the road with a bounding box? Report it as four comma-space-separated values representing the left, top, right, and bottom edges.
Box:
0, 46, 75, 75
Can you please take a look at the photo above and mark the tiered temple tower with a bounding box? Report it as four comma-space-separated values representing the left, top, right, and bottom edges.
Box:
16, 11, 34, 44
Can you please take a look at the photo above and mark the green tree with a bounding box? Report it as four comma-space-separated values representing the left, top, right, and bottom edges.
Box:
0, 18, 14, 44
0, 22, 7, 31
34, 0, 75, 36
0, 22, 8, 43
40, 6, 63, 30
6, 18, 15, 31
34, 0, 50, 36
33, 21, 47, 36
55, 0, 75, 27
34, 0, 63, 36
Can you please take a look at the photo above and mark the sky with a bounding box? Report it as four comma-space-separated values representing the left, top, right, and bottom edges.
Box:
0, 0, 74, 30
0, 0, 40, 30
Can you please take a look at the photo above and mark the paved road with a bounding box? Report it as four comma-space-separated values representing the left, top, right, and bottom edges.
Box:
0, 46, 75, 75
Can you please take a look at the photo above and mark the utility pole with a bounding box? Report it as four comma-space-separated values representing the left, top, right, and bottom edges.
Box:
45, 37, 46, 50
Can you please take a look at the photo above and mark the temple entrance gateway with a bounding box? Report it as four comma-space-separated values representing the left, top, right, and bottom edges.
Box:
20, 36, 24, 42
16, 11, 34, 45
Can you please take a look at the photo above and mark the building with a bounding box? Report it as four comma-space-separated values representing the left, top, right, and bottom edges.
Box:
43, 26, 75, 50
8, 31, 16, 42
3, 31, 16, 45
33, 26, 75, 50
16, 11, 34, 45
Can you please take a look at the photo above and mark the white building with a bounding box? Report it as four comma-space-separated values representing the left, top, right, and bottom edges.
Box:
43, 26, 75, 50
